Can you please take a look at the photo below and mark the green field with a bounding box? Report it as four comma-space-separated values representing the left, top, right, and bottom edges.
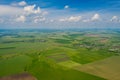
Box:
0, 29, 120, 80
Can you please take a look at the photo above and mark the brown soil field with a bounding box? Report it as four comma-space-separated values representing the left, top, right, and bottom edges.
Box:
0, 73, 37, 80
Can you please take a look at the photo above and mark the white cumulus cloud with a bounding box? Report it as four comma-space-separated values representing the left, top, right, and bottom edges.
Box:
68, 16, 82, 22
16, 15, 26, 22
91, 13, 100, 21
33, 16, 46, 23
24, 5, 41, 15
82, 19, 90, 22
64, 5, 69, 9
11, 1, 27, 6
59, 16, 82, 22
18, 1, 27, 6
110, 16, 119, 22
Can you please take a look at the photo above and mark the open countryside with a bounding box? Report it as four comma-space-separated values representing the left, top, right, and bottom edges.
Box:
0, 29, 120, 80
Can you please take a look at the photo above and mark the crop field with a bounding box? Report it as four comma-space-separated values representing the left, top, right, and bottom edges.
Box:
75, 56, 120, 80
0, 29, 120, 80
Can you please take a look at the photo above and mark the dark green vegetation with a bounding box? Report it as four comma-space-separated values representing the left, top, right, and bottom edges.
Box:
0, 29, 120, 80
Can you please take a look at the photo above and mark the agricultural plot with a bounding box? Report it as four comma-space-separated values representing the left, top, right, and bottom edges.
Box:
47, 53, 70, 62
0, 73, 36, 80
28, 56, 105, 80
0, 55, 32, 77
58, 60, 82, 68
75, 56, 120, 80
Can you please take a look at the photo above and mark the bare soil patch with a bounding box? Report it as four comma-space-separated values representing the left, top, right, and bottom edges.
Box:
0, 73, 37, 80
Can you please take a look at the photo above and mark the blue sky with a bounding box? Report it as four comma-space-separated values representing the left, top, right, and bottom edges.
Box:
1, 0, 120, 11
0, 0, 120, 29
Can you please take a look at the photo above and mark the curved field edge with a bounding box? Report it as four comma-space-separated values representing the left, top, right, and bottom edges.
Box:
27, 57, 105, 80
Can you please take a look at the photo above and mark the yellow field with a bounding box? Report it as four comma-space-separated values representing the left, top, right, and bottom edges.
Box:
74, 56, 120, 80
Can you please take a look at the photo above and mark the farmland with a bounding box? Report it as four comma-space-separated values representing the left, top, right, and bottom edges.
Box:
75, 56, 120, 80
0, 29, 120, 80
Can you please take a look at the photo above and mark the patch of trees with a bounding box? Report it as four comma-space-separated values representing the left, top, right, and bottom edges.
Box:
0, 47, 16, 49
2, 39, 47, 43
